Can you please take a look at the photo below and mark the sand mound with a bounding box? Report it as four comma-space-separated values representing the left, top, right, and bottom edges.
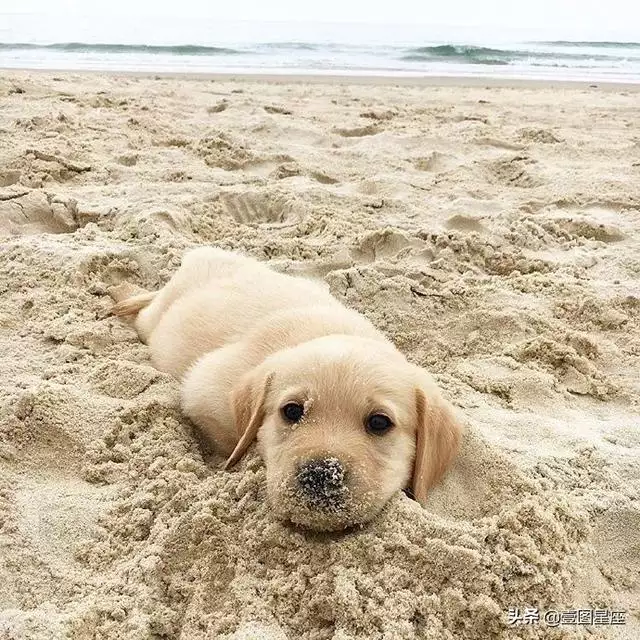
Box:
0, 72, 638, 639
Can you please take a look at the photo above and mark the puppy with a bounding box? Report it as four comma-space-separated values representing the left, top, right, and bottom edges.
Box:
110, 247, 462, 530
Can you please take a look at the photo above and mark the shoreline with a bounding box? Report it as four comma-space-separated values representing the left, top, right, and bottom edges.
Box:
3, 67, 640, 91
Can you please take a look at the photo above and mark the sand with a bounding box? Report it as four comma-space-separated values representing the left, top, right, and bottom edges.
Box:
0, 70, 638, 640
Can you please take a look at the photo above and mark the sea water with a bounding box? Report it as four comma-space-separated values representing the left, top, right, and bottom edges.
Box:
1, 13, 639, 83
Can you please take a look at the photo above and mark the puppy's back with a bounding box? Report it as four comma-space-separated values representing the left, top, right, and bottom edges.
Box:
148, 266, 344, 377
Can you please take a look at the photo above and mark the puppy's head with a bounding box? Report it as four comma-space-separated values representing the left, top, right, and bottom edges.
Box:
226, 335, 461, 531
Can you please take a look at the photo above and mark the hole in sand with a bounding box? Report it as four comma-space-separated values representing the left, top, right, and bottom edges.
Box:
219, 189, 300, 224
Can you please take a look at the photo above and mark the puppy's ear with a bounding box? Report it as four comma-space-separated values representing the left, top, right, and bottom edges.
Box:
411, 369, 462, 504
224, 370, 274, 470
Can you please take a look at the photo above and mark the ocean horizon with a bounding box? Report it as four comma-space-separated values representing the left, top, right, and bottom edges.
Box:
2, 15, 640, 83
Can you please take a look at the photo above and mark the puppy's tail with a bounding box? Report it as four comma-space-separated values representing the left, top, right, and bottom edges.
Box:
111, 291, 156, 318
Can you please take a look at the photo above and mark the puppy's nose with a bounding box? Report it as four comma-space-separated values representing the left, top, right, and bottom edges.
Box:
296, 457, 346, 511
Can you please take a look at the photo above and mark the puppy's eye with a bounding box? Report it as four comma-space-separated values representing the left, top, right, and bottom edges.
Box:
281, 402, 305, 423
366, 413, 393, 435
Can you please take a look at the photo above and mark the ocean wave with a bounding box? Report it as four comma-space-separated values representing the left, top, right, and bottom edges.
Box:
402, 44, 511, 65
0, 41, 364, 57
0, 42, 242, 55
401, 43, 634, 65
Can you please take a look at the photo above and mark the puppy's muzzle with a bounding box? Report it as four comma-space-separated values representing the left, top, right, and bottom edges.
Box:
296, 457, 347, 511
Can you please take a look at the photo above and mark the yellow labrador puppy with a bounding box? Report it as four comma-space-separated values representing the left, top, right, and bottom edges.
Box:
111, 247, 462, 530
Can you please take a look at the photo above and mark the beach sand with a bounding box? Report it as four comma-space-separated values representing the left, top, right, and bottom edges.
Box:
0, 70, 638, 639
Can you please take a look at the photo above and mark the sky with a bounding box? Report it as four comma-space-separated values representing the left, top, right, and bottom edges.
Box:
3, 0, 640, 41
